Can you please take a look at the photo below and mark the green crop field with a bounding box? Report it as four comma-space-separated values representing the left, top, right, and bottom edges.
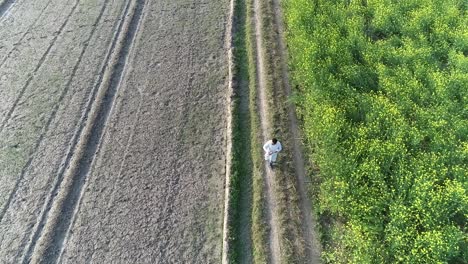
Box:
284, 0, 467, 263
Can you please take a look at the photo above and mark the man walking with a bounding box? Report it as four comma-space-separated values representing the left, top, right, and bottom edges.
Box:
263, 138, 282, 168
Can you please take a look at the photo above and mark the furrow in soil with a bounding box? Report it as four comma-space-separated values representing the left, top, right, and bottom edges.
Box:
0, 0, 113, 226
58, 0, 229, 261
0, 1, 116, 260
1, 0, 230, 262
0, 0, 53, 68
55, 4, 151, 260
0, 1, 128, 263
0, 0, 81, 134
22, 0, 145, 263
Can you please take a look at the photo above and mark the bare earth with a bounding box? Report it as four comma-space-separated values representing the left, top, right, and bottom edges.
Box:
0, 0, 229, 263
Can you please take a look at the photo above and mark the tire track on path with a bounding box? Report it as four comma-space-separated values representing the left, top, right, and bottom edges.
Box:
0, 0, 53, 69
270, 0, 322, 261
21, 0, 146, 263
252, 0, 281, 262
0, 0, 80, 135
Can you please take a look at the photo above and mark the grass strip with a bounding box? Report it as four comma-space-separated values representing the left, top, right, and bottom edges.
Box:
227, 0, 268, 262
245, 0, 270, 261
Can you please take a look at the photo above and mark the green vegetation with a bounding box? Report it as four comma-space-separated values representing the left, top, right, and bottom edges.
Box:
228, 0, 268, 262
246, 7, 270, 263
284, 0, 467, 263
227, 0, 252, 261
245, 0, 270, 261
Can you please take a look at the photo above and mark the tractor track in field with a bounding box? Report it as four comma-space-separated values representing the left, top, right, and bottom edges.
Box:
0, 0, 112, 227
1, 0, 229, 262
0, 0, 81, 135
19, 0, 146, 262
0, 0, 53, 69
252, 0, 281, 262
3, 0, 121, 261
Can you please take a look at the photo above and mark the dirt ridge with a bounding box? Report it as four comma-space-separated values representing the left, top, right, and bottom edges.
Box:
20, 0, 146, 263
222, 0, 236, 261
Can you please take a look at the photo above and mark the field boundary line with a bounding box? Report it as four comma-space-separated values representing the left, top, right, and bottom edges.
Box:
222, 0, 236, 261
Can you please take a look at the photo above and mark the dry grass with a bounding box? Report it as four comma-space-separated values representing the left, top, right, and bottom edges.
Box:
228, 0, 310, 262
256, 0, 306, 262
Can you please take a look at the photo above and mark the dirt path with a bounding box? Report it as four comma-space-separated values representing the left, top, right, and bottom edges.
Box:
251, 0, 322, 262
251, 0, 281, 263
270, 0, 322, 262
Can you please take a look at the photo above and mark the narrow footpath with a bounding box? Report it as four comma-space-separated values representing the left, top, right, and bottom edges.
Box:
252, 0, 322, 263
223, 0, 322, 262
251, 0, 281, 263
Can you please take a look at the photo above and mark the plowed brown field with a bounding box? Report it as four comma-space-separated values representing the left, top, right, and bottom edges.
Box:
0, 0, 229, 263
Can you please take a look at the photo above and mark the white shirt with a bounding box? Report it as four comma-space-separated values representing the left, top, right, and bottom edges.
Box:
263, 140, 282, 155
